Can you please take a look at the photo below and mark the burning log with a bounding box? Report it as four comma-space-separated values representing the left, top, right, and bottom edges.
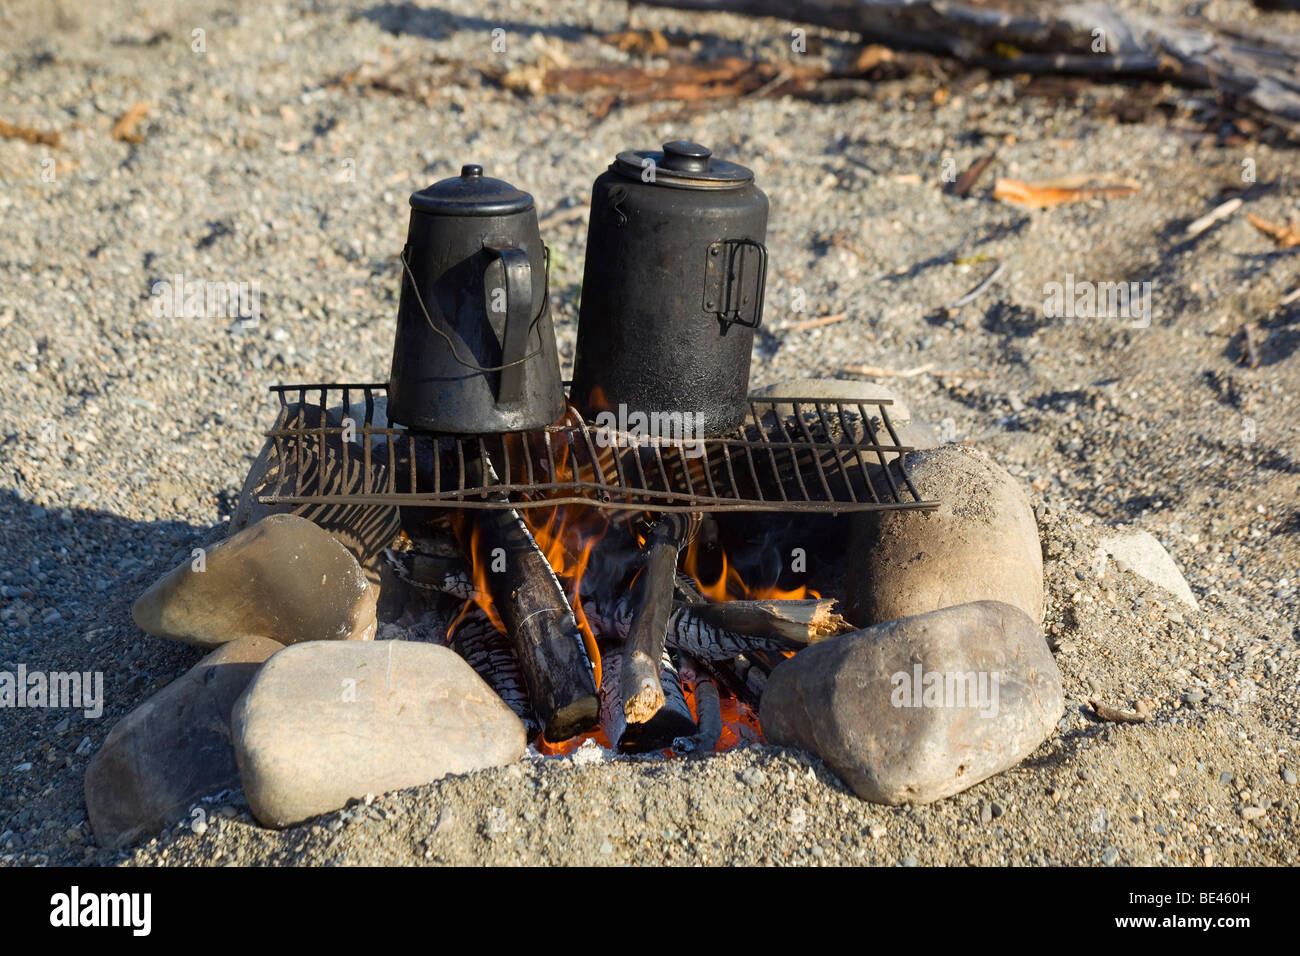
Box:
463, 456, 599, 742
619, 513, 695, 723
583, 591, 844, 660
673, 656, 723, 754
676, 595, 849, 644
384, 542, 477, 600
451, 611, 540, 736
599, 649, 697, 753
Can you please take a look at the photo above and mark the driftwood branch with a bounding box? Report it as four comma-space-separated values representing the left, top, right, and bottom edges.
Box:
633, 0, 1300, 130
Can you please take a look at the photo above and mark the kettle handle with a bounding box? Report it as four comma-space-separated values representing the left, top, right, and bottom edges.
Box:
486, 245, 532, 404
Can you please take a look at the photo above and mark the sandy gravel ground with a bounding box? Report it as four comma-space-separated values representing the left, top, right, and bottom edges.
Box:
1, 0, 1297, 866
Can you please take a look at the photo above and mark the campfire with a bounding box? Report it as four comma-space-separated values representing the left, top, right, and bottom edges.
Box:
89, 144, 1066, 847
255, 384, 933, 756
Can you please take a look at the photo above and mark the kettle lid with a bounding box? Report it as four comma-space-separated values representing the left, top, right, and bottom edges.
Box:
612, 141, 753, 189
409, 164, 534, 216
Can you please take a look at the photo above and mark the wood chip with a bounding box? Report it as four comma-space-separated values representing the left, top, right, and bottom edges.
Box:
1246, 212, 1300, 248
111, 102, 151, 144
604, 29, 671, 57
1240, 323, 1260, 369
1184, 197, 1241, 237
780, 313, 847, 332
0, 118, 60, 147
1089, 698, 1148, 724
993, 174, 1140, 208
843, 362, 935, 378
853, 44, 894, 73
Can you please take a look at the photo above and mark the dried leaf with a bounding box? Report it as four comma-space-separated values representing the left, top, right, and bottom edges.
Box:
993, 173, 1139, 208
605, 29, 670, 57
0, 118, 60, 148
111, 102, 151, 143
953, 150, 997, 197
1089, 698, 1148, 724
1246, 212, 1300, 248
853, 44, 894, 73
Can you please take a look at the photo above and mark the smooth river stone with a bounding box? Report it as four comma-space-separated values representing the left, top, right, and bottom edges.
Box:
132, 513, 377, 649
232, 640, 526, 828
761, 601, 1063, 805
84, 635, 283, 848
846, 444, 1043, 626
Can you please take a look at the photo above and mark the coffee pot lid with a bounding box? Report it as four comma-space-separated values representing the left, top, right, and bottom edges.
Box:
611, 141, 753, 189
410, 164, 534, 216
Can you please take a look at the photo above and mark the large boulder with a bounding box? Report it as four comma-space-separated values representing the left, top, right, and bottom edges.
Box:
232, 640, 526, 828
846, 444, 1043, 626
132, 513, 377, 650
84, 635, 283, 848
761, 601, 1062, 804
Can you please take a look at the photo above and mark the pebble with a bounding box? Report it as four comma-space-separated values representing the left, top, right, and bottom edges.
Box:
740, 767, 766, 788
1283, 769, 1297, 786
1101, 847, 1119, 865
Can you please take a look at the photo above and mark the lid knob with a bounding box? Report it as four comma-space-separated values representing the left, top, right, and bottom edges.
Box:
661, 141, 711, 173
461, 164, 483, 178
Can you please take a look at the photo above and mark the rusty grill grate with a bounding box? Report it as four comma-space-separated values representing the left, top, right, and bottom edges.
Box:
255, 383, 938, 514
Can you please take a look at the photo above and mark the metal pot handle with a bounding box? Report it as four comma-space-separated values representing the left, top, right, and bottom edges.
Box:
704, 238, 767, 330
486, 245, 532, 403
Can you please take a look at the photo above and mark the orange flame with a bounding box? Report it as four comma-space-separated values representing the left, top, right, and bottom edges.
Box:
682, 535, 818, 602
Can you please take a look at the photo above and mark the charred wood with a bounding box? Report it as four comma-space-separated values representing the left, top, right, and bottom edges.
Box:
451, 610, 540, 736
599, 649, 697, 754
464, 455, 598, 741
620, 513, 696, 723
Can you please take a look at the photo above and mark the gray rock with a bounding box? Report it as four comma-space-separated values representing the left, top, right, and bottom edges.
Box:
132, 513, 377, 650
846, 445, 1044, 627
1100, 528, 1199, 610
761, 601, 1063, 805
84, 635, 282, 848
233, 640, 526, 828
1282, 768, 1297, 786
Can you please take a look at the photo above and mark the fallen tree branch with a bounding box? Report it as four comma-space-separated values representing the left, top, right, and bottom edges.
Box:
632, 0, 1300, 130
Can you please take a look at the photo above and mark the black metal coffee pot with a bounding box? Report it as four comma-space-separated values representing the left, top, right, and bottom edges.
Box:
387, 164, 565, 434
569, 141, 769, 436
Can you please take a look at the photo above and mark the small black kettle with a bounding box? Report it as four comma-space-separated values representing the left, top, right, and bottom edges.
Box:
387, 165, 565, 434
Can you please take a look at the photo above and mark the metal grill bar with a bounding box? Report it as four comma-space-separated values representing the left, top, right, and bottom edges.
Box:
258, 383, 938, 514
